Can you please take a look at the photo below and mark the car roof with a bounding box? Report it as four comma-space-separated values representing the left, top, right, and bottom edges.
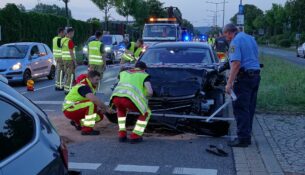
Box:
2, 42, 43, 46
149, 42, 211, 49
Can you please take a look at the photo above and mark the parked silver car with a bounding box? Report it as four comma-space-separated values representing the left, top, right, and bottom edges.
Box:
0, 78, 69, 174
0, 42, 56, 84
297, 42, 305, 58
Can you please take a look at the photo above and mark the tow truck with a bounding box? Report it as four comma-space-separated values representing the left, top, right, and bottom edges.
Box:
142, 6, 183, 48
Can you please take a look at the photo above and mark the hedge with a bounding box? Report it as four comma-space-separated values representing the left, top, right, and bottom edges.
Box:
0, 4, 101, 48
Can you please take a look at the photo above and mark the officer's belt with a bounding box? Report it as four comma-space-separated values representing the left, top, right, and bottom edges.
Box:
238, 69, 260, 77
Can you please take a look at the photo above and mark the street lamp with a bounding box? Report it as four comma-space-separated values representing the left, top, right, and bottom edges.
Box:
62, 0, 70, 26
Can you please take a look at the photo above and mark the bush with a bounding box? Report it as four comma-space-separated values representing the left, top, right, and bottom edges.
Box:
278, 39, 291, 48
0, 4, 101, 47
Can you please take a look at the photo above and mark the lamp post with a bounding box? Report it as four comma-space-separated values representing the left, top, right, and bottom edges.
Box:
62, 0, 70, 26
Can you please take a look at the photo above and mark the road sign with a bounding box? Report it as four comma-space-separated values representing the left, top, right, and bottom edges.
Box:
239, 4, 244, 14
237, 14, 244, 25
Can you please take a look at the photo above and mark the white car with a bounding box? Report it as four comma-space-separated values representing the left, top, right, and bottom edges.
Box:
297, 42, 305, 58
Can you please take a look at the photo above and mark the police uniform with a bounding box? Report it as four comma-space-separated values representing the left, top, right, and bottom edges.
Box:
229, 32, 261, 145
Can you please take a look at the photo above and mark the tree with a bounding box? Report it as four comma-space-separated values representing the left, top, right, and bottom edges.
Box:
91, 0, 115, 31
231, 4, 263, 34
31, 3, 72, 18
16, 4, 26, 12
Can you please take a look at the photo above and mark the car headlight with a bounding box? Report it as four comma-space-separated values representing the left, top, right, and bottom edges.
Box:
104, 46, 111, 52
11, 63, 22, 71
83, 47, 88, 53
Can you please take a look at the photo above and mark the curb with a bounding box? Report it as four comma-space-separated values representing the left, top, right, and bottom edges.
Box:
252, 117, 284, 175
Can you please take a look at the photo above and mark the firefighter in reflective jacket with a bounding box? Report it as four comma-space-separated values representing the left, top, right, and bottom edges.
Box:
61, 27, 76, 94
53, 27, 65, 90
88, 31, 106, 78
110, 61, 153, 143
63, 70, 110, 135
121, 39, 144, 64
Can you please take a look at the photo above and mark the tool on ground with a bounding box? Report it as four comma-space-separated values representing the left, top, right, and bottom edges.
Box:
205, 144, 228, 157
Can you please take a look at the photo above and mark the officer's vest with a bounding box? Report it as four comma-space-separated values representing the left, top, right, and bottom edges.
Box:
62, 78, 95, 111
52, 36, 62, 59
88, 40, 104, 65
61, 37, 75, 61
111, 69, 150, 116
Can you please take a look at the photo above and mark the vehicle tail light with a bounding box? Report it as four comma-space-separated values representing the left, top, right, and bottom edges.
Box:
59, 137, 69, 169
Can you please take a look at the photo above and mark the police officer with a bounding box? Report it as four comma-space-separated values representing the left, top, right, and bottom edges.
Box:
110, 61, 153, 143
121, 39, 144, 64
215, 32, 229, 62
61, 28, 76, 94
53, 27, 65, 91
223, 23, 261, 147
208, 34, 215, 48
88, 31, 106, 79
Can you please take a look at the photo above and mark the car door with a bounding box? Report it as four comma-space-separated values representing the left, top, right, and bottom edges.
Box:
29, 45, 42, 77
37, 44, 50, 76
0, 93, 38, 175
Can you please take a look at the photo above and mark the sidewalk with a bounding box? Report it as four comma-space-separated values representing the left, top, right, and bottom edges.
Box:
231, 113, 305, 175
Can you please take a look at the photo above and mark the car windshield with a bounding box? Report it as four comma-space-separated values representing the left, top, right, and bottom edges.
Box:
0, 45, 28, 59
140, 47, 212, 64
143, 25, 177, 39
102, 36, 112, 45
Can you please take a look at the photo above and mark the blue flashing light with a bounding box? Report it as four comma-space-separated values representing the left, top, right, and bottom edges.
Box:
184, 35, 190, 41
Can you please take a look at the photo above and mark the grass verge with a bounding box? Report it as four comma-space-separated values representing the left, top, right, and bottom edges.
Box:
257, 55, 305, 114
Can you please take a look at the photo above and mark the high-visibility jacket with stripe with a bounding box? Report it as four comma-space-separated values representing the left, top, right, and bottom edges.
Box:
52, 36, 62, 59
61, 37, 75, 61
62, 78, 95, 111
208, 38, 215, 46
110, 69, 150, 116
88, 40, 104, 65
122, 42, 143, 62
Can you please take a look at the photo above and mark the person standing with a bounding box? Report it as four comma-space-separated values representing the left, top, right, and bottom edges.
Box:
223, 23, 261, 147
61, 28, 76, 94
88, 31, 106, 88
121, 39, 144, 64
215, 32, 229, 62
53, 27, 65, 91
110, 61, 153, 143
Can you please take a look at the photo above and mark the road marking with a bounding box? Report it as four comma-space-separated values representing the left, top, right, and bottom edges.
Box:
69, 162, 102, 170
42, 109, 56, 112
173, 167, 217, 175
21, 84, 54, 94
115, 164, 160, 173
33, 101, 63, 105
32, 101, 110, 106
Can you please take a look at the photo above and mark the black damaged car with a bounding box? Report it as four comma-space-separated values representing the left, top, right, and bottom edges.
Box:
107, 42, 230, 136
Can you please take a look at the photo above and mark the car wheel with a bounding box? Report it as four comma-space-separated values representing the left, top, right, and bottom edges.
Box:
23, 69, 32, 85
47, 65, 55, 80
297, 52, 300, 57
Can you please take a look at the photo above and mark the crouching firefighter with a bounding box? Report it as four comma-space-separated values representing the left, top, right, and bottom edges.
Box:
121, 39, 144, 64
62, 70, 110, 135
110, 61, 153, 143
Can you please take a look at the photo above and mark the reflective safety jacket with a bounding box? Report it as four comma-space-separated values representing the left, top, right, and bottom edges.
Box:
61, 37, 75, 61
52, 36, 62, 59
88, 40, 104, 65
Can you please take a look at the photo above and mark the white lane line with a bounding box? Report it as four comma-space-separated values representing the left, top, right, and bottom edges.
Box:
173, 167, 217, 175
69, 162, 101, 170
115, 164, 160, 173
21, 84, 54, 94
33, 101, 110, 105
42, 109, 56, 112
33, 101, 63, 105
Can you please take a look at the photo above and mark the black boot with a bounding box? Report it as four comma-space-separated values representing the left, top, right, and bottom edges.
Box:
228, 138, 250, 147
81, 130, 100, 135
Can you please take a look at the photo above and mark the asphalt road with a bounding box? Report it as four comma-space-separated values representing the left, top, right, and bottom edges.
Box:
11, 64, 235, 175
259, 46, 305, 67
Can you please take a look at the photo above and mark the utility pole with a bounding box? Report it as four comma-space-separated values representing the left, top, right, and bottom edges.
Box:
207, 1, 227, 27
222, 0, 228, 28
62, 0, 70, 26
